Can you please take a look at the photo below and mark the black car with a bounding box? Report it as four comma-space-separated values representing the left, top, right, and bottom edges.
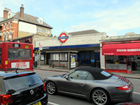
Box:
0, 70, 48, 105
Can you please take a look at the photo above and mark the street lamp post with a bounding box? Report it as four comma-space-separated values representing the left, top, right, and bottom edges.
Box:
38, 43, 42, 68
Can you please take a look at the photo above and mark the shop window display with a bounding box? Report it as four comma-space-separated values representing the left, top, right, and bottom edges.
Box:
106, 56, 127, 70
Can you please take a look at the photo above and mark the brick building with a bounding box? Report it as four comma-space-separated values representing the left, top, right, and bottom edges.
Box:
0, 4, 53, 42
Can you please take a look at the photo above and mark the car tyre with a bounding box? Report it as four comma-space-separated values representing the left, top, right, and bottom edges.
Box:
91, 89, 109, 105
46, 81, 57, 95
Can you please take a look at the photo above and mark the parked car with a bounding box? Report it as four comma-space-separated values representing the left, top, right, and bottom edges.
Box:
0, 70, 48, 105
44, 66, 133, 105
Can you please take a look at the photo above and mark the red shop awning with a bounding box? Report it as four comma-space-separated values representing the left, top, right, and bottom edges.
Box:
102, 43, 140, 55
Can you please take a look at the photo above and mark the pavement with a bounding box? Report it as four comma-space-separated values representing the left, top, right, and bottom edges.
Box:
34, 65, 140, 79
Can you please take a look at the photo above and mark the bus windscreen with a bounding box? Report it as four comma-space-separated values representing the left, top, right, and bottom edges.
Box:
8, 49, 31, 60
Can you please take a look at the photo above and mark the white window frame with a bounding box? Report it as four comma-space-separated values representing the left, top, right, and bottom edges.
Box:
3, 33, 5, 41
7, 24, 9, 29
10, 22, 12, 28
6, 32, 8, 41
45, 29, 50, 34
39, 18, 43, 24
37, 28, 43, 32
9, 31, 12, 40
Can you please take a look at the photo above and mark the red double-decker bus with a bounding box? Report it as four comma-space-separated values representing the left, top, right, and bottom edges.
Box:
0, 42, 33, 71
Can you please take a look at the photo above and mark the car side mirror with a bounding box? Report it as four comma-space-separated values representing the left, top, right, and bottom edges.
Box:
64, 75, 69, 80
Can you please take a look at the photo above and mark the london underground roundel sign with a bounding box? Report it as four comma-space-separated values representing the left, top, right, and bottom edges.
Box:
58, 33, 69, 43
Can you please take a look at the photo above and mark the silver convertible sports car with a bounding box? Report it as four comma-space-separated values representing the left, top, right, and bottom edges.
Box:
44, 66, 133, 105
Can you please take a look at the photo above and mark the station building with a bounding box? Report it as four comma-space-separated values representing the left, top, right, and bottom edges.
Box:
34, 30, 107, 70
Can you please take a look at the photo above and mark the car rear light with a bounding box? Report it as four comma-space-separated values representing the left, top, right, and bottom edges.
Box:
43, 83, 46, 91
18, 74, 28, 77
0, 94, 13, 104
116, 85, 129, 90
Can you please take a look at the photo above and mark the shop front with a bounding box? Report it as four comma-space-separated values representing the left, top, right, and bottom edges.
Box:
102, 42, 140, 73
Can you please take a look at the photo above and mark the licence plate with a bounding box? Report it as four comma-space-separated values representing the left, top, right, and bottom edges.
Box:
33, 101, 42, 105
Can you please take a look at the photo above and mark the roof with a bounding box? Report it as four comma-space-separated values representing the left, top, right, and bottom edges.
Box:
0, 12, 53, 29
0, 71, 35, 78
101, 34, 140, 42
69, 29, 99, 35
12, 35, 33, 41
14, 12, 53, 29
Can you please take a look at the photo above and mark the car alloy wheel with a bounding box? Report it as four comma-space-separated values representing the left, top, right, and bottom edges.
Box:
46, 81, 56, 95
92, 89, 109, 105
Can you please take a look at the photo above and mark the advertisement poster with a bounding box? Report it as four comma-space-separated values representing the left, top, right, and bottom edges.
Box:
41, 55, 44, 60
71, 54, 76, 68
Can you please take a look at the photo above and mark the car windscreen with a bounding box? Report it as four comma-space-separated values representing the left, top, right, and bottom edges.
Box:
4, 74, 43, 92
8, 49, 31, 60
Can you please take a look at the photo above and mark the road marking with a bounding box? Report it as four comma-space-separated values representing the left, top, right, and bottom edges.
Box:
48, 101, 60, 105
134, 92, 140, 95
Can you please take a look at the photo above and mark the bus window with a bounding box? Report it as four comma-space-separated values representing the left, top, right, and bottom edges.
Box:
8, 49, 31, 60
0, 49, 1, 64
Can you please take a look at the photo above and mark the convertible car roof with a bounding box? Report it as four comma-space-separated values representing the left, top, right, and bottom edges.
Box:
75, 66, 111, 80
76, 66, 103, 72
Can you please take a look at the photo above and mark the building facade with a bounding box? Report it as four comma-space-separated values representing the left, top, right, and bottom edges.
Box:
0, 4, 52, 42
34, 30, 107, 70
101, 33, 140, 73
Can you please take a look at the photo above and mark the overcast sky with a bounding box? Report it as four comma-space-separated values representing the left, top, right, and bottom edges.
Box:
0, 0, 140, 36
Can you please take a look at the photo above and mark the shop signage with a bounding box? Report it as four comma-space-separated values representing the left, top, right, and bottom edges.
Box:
102, 43, 140, 55
117, 49, 140, 52
104, 49, 140, 55
71, 54, 76, 68
58, 33, 69, 43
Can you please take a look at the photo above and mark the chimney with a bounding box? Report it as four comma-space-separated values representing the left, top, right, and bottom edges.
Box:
20, 4, 24, 19
3, 8, 10, 19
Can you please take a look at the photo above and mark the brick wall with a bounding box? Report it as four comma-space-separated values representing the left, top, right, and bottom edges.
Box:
1, 20, 18, 41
